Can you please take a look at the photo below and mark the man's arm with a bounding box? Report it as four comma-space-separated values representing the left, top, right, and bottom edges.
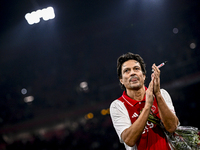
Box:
121, 104, 151, 147
152, 64, 179, 133
155, 92, 179, 133
121, 81, 154, 147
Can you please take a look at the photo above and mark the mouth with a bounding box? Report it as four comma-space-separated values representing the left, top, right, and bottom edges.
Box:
129, 76, 139, 82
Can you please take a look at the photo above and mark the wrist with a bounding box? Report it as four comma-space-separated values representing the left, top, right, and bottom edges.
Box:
154, 91, 161, 97
144, 103, 152, 110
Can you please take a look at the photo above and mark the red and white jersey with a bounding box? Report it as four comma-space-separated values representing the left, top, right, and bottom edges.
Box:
110, 88, 176, 150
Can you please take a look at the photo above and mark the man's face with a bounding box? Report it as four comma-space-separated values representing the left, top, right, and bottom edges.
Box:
120, 60, 146, 90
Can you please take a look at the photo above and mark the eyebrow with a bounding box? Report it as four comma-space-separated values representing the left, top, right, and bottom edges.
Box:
122, 65, 140, 71
122, 63, 140, 68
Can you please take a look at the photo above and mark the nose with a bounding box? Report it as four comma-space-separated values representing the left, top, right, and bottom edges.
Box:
130, 69, 136, 75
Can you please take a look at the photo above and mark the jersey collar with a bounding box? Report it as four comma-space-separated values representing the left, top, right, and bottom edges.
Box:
122, 87, 147, 107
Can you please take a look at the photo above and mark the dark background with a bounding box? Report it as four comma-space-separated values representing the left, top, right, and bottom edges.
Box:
0, 0, 200, 149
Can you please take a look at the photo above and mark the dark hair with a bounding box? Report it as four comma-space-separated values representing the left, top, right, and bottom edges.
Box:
117, 52, 146, 90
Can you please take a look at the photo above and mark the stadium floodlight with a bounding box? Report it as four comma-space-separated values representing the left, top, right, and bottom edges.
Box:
42, 7, 55, 21
25, 6, 55, 25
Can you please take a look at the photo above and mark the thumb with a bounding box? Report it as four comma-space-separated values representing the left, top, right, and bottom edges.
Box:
148, 79, 154, 91
148, 73, 155, 90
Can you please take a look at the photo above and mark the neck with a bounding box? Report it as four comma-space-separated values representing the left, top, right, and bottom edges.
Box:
126, 86, 145, 101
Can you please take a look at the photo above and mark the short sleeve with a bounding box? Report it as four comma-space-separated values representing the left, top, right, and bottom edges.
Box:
160, 89, 176, 115
110, 100, 132, 143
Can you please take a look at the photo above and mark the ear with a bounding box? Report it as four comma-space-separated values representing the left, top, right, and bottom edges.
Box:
143, 74, 146, 81
119, 78, 123, 85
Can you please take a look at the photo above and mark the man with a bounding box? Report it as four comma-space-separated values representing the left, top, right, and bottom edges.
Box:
110, 52, 179, 150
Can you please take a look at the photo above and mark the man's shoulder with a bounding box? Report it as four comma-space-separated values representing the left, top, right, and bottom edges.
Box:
110, 99, 130, 121
160, 88, 168, 94
160, 88, 172, 102
110, 99, 127, 114
110, 99, 124, 107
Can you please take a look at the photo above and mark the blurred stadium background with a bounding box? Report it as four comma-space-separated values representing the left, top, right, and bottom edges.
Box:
0, 0, 200, 149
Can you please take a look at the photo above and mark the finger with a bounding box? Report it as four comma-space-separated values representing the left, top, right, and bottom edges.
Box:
151, 73, 154, 80
151, 70, 158, 81
152, 64, 155, 72
148, 77, 154, 90
154, 71, 158, 79
152, 65, 160, 78
152, 64, 158, 73
154, 64, 160, 74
